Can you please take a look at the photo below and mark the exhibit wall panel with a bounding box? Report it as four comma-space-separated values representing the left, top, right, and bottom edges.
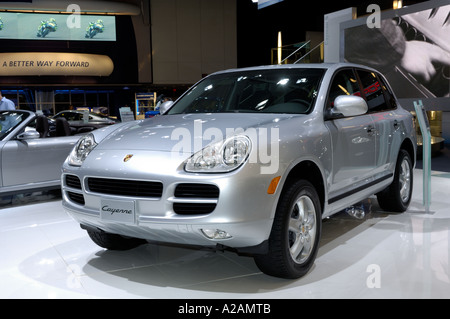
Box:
176, 0, 202, 83
443, 112, 450, 142
324, 7, 356, 63
341, 0, 450, 102
131, 0, 152, 83
341, 0, 450, 143
150, 0, 237, 85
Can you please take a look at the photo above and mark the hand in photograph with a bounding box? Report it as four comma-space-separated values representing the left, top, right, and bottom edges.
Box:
401, 40, 450, 82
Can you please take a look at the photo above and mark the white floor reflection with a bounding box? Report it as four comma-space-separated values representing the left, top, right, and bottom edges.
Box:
1, 170, 449, 298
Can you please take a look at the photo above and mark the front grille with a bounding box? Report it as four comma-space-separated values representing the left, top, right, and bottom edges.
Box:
65, 174, 82, 189
67, 191, 85, 205
174, 183, 220, 198
173, 183, 219, 215
87, 178, 163, 198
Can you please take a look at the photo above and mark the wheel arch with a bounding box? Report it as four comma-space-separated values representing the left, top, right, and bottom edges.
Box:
400, 137, 416, 167
281, 160, 325, 214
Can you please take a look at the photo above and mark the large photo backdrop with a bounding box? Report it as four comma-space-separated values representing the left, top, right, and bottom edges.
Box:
343, 1, 450, 101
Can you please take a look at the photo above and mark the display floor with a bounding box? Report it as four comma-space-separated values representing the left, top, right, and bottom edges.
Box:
1, 169, 449, 299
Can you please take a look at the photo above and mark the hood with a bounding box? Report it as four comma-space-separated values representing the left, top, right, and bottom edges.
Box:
95, 113, 294, 153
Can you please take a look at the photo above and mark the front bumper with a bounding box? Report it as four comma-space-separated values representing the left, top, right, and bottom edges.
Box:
61, 150, 280, 249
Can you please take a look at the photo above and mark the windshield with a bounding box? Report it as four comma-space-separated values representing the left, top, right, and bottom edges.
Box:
0, 111, 30, 141
167, 68, 324, 114
167, 68, 325, 115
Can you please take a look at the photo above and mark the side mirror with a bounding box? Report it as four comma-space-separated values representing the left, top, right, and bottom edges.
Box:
333, 95, 368, 117
159, 100, 174, 115
17, 130, 40, 140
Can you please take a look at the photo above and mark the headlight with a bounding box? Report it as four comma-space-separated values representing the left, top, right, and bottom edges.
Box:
185, 135, 251, 173
68, 133, 97, 166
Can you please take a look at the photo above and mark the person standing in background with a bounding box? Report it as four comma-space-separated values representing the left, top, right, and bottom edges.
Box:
0, 91, 16, 110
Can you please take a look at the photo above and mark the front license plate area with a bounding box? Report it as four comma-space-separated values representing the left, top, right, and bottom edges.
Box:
100, 199, 135, 224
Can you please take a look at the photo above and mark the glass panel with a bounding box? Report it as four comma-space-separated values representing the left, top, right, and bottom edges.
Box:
356, 70, 387, 112
168, 68, 325, 115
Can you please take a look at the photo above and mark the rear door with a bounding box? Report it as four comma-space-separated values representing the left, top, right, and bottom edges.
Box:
355, 69, 401, 177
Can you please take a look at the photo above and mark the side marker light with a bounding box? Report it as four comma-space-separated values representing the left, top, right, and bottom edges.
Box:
267, 176, 281, 194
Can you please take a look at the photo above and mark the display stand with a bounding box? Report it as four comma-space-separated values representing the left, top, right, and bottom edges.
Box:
414, 99, 431, 213
135, 93, 156, 120
82, 109, 89, 124
119, 107, 135, 122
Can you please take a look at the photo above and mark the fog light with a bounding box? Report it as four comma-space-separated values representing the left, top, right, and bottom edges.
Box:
201, 229, 232, 240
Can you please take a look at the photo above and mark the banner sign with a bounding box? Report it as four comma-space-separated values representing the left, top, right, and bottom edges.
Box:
0, 12, 116, 41
0, 52, 114, 76
135, 93, 155, 99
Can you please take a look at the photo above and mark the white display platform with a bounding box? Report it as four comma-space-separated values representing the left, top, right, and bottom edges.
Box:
1, 169, 449, 299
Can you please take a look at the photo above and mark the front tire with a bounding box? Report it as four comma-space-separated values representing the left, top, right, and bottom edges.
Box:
377, 149, 413, 212
254, 180, 322, 279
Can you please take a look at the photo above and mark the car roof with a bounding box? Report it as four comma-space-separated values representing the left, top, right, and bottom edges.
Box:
209, 63, 377, 76
57, 110, 89, 113
56, 110, 101, 115
0, 109, 35, 115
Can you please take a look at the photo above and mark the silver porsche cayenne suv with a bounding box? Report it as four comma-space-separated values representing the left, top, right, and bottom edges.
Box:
62, 63, 417, 279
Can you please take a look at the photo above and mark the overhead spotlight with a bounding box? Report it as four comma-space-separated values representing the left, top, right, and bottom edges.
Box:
277, 31, 282, 64
393, 0, 403, 9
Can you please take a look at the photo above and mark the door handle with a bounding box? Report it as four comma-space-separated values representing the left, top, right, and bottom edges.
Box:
393, 120, 399, 129
367, 125, 376, 136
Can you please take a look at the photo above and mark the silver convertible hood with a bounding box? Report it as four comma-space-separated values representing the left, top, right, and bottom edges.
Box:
95, 113, 291, 153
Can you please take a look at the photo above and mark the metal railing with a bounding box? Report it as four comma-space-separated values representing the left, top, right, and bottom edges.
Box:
280, 40, 310, 64
271, 40, 324, 65
294, 41, 324, 64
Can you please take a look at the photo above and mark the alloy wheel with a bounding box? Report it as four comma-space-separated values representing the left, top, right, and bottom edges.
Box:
288, 195, 317, 264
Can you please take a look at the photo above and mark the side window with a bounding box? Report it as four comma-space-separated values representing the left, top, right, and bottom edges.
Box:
72, 113, 82, 121
356, 70, 392, 112
326, 69, 360, 111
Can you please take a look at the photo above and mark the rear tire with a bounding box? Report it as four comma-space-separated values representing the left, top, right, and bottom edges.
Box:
254, 180, 322, 279
377, 149, 413, 212
87, 229, 147, 251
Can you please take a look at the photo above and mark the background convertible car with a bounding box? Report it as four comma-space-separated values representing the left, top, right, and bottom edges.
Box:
0, 110, 80, 196
62, 63, 417, 279
52, 110, 117, 127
